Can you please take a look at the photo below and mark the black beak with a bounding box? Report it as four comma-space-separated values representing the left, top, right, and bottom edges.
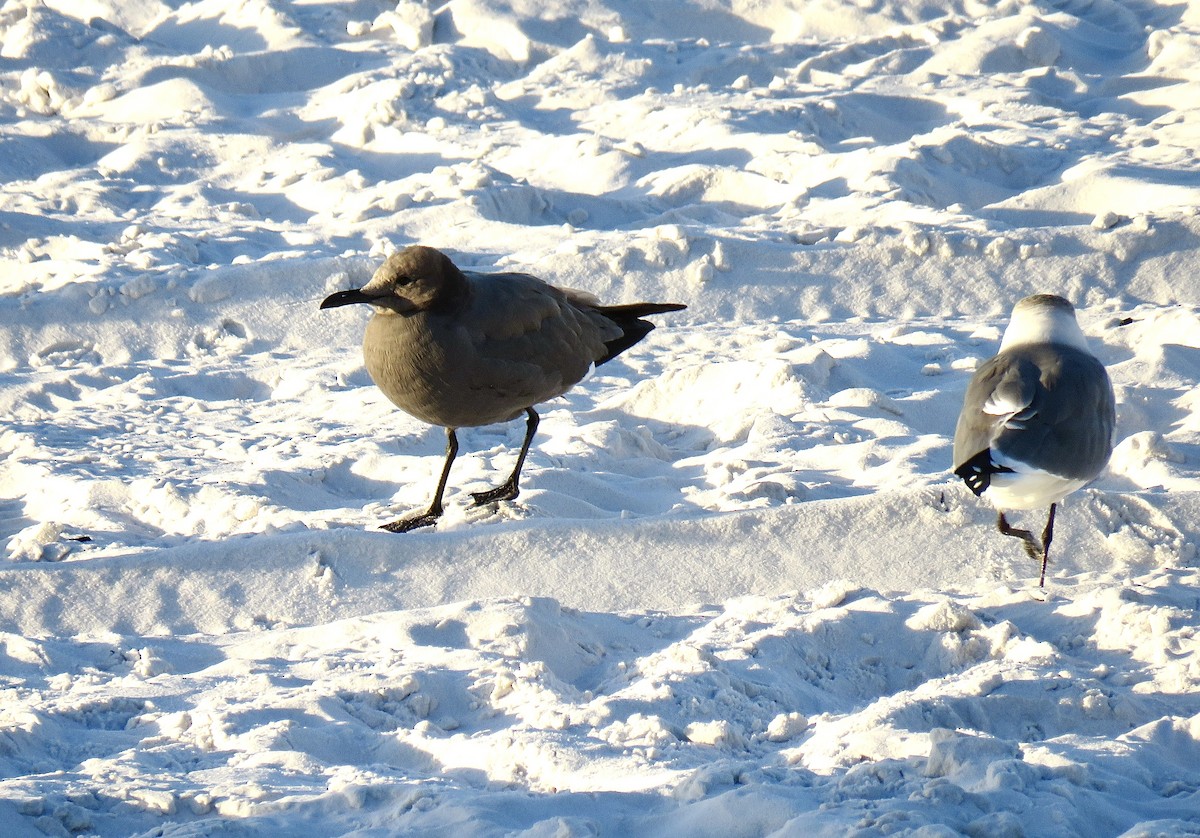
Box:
320, 288, 375, 309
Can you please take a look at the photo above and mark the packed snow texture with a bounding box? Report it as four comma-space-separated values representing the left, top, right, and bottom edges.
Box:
2, 0, 1200, 834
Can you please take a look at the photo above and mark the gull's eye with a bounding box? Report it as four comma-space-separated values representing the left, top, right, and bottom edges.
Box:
394, 274, 413, 287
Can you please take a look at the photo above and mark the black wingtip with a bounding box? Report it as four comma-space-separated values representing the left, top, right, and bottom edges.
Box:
593, 302, 687, 366
648, 302, 688, 314
597, 302, 688, 317
954, 449, 1013, 497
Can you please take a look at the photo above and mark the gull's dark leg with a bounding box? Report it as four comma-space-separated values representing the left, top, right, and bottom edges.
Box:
1038, 503, 1058, 588
997, 511, 1043, 565
381, 427, 459, 533
471, 407, 539, 506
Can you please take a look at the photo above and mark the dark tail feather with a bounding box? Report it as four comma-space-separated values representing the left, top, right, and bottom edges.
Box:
594, 303, 687, 366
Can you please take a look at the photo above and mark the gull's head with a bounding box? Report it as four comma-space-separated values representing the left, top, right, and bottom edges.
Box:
319, 246, 466, 316
998, 294, 1090, 353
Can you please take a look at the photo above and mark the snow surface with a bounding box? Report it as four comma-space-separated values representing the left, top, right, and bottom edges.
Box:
3, 0, 1200, 834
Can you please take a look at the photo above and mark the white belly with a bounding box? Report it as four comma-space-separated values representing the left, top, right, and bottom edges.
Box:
985, 468, 1089, 510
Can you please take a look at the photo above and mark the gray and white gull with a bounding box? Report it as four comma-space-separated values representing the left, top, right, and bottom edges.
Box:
953, 294, 1116, 586
321, 245, 686, 533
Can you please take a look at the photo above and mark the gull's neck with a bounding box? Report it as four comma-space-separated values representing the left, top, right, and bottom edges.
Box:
999, 306, 1091, 353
